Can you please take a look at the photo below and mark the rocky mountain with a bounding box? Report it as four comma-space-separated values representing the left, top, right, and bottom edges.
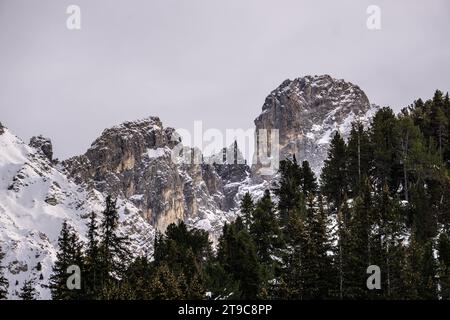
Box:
0, 126, 155, 299
254, 75, 378, 175
0, 75, 379, 299
62, 117, 246, 232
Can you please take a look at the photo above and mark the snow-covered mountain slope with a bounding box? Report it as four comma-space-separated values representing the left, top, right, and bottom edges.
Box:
0, 127, 155, 299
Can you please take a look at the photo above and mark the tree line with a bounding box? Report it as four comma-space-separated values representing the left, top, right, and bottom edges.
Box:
1, 90, 449, 300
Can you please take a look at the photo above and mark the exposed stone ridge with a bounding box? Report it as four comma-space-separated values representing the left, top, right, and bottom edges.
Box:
254, 74, 376, 175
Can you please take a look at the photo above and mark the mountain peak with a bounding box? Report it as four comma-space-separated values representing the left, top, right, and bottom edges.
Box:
255, 75, 376, 174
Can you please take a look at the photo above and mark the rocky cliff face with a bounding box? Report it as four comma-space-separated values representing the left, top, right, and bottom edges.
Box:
29, 135, 53, 163
0, 74, 380, 299
254, 75, 378, 175
62, 117, 247, 232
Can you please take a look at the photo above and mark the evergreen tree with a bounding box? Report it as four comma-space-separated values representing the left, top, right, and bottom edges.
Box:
372, 183, 406, 299
274, 157, 302, 224
250, 190, 282, 266
98, 196, 131, 296
430, 90, 448, 159
49, 221, 84, 300
370, 107, 402, 193
344, 181, 372, 299
19, 279, 37, 300
320, 131, 348, 210
347, 121, 372, 197
0, 244, 9, 299
148, 263, 183, 300
419, 240, 438, 299
217, 217, 262, 299
301, 160, 318, 198
122, 256, 153, 300
240, 192, 254, 230
84, 211, 101, 299
280, 207, 307, 299
438, 233, 450, 299
153, 221, 212, 299
335, 197, 351, 299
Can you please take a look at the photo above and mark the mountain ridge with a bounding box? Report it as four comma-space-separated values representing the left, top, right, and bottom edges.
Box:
0, 74, 378, 299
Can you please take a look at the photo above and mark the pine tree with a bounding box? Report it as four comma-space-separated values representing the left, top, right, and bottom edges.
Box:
19, 279, 37, 300
122, 256, 153, 300
250, 190, 282, 266
301, 160, 318, 198
372, 183, 406, 299
274, 157, 302, 224
149, 263, 184, 300
98, 196, 131, 296
320, 131, 348, 210
50, 221, 84, 300
152, 221, 212, 299
280, 207, 307, 299
347, 121, 372, 197
419, 240, 438, 299
370, 107, 402, 193
430, 90, 448, 159
303, 195, 334, 299
84, 211, 101, 299
444, 92, 450, 167
344, 181, 372, 299
217, 217, 262, 299
0, 244, 9, 299
240, 192, 254, 230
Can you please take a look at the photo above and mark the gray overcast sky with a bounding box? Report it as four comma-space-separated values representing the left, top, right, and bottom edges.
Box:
0, 0, 449, 160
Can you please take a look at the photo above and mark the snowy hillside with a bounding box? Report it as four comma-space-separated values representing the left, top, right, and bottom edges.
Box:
0, 127, 155, 299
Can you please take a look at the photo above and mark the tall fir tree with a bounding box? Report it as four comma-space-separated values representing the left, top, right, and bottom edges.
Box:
153, 221, 211, 299
274, 157, 302, 225
49, 221, 84, 300
84, 211, 101, 299
370, 107, 402, 193
320, 131, 348, 210
303, 195, 334, 299
301, 160, 318, 199
240, 192, 254, 230
217, 217, 262, 299
98, 195, 131, 297
346, 121, 372, 197
250, 190, 282, 267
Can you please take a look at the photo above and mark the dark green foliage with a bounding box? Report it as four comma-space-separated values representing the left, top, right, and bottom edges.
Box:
153, 221, 211, 299
438, 233, 450, 299
217, 217, 262, 299
46, 90, 449, 300
0, 244, 8, 299
250, 190, 282, 266
240, 192, 254, 229
99, 196, 131, 283
19, 279, 37, 300
370, 107, 403, 193
320, 131, 348, 210
274, 157, 303, 224
49, 220, 84, 300
347, 121, 372, 196
84, 211, 101, 299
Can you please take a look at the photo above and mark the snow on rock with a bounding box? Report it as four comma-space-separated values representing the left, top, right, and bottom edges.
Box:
254, 74, 379, 176
0, 127, 154, 299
